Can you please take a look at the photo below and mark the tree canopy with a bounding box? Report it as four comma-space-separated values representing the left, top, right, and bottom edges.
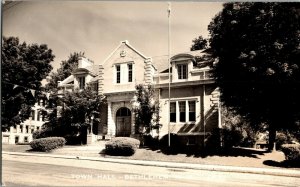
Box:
41, 87, 105, 143
1, 36, 55, 129
209, 2, 300, 149
190, 36, 208, 51
45, 52, 84, 91
131, 84, 160, 134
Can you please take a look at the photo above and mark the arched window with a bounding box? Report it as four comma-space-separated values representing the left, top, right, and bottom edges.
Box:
116, 107, 131, 117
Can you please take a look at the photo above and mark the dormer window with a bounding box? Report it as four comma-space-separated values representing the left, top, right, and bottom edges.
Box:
177, 64, 187, 79
128, 64, 132, 82
116, 65, 121, 83
79, 76, 85, 89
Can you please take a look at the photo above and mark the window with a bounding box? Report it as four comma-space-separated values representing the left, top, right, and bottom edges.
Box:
170, 102, 176, 122
31, 110, 35, 121
179, 101, 186, 122
178, 64, 187, 79
189, 101, 196, 121
116, 65, 121, 83
15, 136, 19, 144
94, 83, 99, 92
128, 64, 133, 82
37, 111, 41, 121
26, 126, 29, 133
79, 76, 85, 89
24, 137, 28, 143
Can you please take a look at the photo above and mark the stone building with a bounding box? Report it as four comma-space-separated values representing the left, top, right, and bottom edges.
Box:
58, 40, 221, 147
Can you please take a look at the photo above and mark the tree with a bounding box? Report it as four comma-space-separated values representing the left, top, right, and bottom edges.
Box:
45, 52, 84, 91
208, 2, 300, 151
42, 87, 105, 144
131, 84, 160, 134
190, 36, 208, 51
1, 36, 54, 129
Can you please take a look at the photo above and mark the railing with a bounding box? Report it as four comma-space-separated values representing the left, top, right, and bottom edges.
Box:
154, 70, 213, 84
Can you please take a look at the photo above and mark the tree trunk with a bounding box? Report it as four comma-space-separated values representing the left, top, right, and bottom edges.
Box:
268, 128, 276, 152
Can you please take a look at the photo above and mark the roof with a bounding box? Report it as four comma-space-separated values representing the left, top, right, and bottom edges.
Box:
58, 75, 74, 87
72, 64, 102, 76
152, 49, 213, 73
102, 40, 150, 65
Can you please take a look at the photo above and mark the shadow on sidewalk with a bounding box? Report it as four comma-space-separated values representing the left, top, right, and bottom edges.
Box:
263, 160, 300, 168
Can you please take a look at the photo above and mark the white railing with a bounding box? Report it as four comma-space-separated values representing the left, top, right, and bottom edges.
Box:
154, 70, 213, 84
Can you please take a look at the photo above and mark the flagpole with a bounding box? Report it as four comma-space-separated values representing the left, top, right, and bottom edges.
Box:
168, 2, 171, 147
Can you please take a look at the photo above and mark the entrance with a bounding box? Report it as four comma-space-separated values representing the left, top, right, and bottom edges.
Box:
116, 107, 131, 137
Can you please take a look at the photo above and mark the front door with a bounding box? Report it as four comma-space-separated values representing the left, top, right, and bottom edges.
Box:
116, 107, 131, 137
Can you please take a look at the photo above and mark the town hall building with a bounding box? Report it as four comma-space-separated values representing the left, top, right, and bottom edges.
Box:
58, 40, 221, 147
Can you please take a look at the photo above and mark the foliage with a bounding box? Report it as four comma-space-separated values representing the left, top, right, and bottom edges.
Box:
208, 3, 300, 150
276, 131, 298, 149
1, 36, 54, 129
131, 84, 160, 134
30, 137, 66, 152
42, 87, 105, 144
105, 137, 140, 156
281, 144, 300, 161
159, 133, 181, 154
221, 107, 258, 148
32, 129, 52, 139
190, 35, 208, 51
45, 52, 84, 91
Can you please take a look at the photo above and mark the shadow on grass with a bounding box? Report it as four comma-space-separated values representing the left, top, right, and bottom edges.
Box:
191, 147, 267, 158
263, 160, 300, 168
143, 146, 267, 158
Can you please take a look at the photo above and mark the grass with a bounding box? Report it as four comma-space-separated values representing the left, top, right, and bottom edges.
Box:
3, 143, 299, 170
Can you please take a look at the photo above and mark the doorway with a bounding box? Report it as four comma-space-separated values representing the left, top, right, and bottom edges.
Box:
116, 107, 131, 137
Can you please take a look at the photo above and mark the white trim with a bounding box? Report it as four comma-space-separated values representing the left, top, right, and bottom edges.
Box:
103, 41, 150, 65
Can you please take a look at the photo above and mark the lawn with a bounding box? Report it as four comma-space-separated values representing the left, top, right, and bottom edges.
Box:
3, 143, 299, 170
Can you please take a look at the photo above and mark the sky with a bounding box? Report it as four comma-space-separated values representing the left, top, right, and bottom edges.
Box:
3, 1, 223, 75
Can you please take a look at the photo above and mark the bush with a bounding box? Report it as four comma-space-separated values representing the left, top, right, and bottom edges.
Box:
105, 137, 140, 156
143, 134, 159, 148
32, 129, 52, 139
159, 133, 181, 154
281, 144, 300, 161
30, 137, 66, 152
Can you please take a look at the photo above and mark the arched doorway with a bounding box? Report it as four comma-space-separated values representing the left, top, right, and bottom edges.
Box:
116, 107, 131, 137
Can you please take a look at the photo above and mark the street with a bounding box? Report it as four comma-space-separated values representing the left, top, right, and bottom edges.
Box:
2, 154, 300, 186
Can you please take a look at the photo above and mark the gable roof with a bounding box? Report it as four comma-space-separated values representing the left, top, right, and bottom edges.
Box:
102, 40, 150, 65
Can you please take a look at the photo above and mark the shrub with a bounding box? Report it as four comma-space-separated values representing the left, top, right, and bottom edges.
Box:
105, 137, 140, 156
32, 129, 52, 139
281, 144, 300, 161
159, 133, 181, 154
30, 137, 66, 152
143, 134, 159, 148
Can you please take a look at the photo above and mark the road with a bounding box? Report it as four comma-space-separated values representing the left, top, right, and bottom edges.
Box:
2, 154, 300, 186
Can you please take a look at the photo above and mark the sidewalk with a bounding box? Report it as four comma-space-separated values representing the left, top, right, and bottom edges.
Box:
3, 150, 300, 178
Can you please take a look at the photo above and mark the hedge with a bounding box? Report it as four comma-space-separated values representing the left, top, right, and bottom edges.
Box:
281, 144, 300, 161
30, 137, 66, 152
105, 137, 140, 156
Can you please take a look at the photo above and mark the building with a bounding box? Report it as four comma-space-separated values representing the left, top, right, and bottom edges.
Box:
2, 99, 47, 144
58, 41, 221, 147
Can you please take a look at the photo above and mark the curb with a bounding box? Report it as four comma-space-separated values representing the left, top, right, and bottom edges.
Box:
3, 151, 300, 178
